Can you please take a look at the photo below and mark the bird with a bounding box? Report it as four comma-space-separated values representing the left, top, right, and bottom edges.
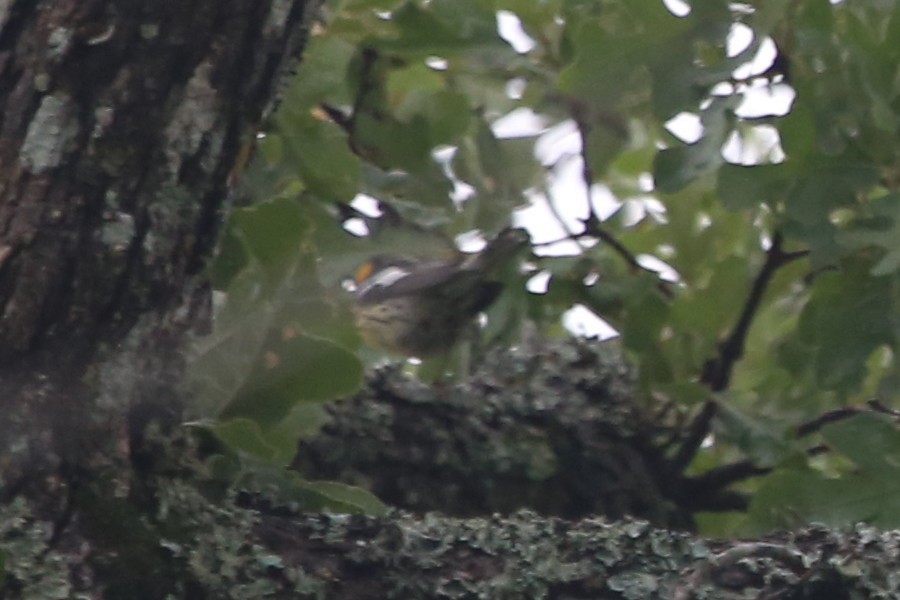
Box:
351, 227, 529, 357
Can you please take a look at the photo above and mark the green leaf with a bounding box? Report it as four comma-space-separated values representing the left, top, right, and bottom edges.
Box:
795, 261, 895, 393
716, 163, 793, 212
748, 414, 900, 531
620, 277, 669, 354
747, 465, 843, 532
785, 158, 879, 225
207, 221, 249, 289
212, 406, 329, 465
354, 112, 434, 172
557, 21, 648, 107
822, 413, 900, 481
269, 403, 331, 446
445, 121, 536, 233
714, 399, 794, 468
671, 254, 751, 343
278, 113, 361, 200
837, 193, 900, 276
237, 462, 387, 515
212, 418, 282, 461
425, 91, 473, 144
373, 0, 507, 57
653, 96, 739, 192
190, 269, 275, 417
777, 104, 816, 163
230, 198, 308, 288
302, 480, 388, 515
282, 35, 356, 110
222, 332, 363, 426
583, 122, 628, 179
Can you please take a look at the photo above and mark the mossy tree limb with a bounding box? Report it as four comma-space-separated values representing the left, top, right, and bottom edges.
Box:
5, 487, 899, 599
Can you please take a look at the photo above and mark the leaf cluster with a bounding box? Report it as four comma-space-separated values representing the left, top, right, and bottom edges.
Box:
192, 0, 900, 532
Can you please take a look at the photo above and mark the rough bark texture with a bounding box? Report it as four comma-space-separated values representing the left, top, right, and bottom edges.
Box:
0, 0, 311, 360
0, 0, 316, 496
294, 338, 697, 530
4, 486, 899, 599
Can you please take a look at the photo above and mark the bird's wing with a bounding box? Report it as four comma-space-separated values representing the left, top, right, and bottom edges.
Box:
356, 260, 463, 303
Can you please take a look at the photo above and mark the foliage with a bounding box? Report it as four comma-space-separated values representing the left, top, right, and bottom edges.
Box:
191, 0, 900, 532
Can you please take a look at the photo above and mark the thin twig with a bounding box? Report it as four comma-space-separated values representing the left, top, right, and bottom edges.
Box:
795, 400, 900, 438
569, 104, 675, 296
570, 104, 643, 272
581, 213, 641, 272
581, 213, 676, 299
795, 406, 865, 438
868, 398, 900, 417
531, 231, 595, 248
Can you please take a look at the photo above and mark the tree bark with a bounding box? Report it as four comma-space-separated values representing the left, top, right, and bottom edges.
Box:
0, 0, 316, 506
4, 489, 898, 599
0, 0, 312, 360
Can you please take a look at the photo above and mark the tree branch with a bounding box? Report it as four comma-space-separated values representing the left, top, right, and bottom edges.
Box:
701, 231, 808, 392
672, 233, 807, 471
682, 459, 769, 500
674, 399, 900, 502
670, 400, 718, 473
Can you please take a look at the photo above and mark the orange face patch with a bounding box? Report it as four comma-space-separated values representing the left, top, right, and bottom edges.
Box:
354, 260, 375, 284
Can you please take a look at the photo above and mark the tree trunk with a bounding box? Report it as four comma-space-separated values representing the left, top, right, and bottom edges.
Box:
0, 0, 312, 359
0, 0, 316, 510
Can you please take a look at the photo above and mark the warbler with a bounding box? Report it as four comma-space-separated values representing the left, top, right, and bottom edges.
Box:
352, 228, 529, 357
